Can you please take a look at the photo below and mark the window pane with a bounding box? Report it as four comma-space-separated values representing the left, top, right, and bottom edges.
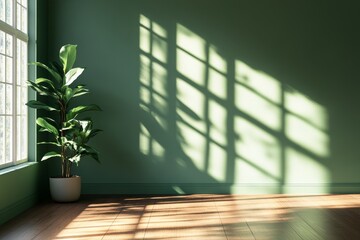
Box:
21, 6, 26, 33
5, 84, 12, 114
17, 39, 27, 86
0, 0, 5, 22
5, 0, 12, 25
16, 85, 20, 113
16, 4, 27, 33
0, 31, 4, 54
21, 86, 26, 114
20, 115, 26, 159
6, 56, 12, 83
0, 83, 4, 113
21, 41, 27, 85
0, 116, 4, 164
16, 115, 26, 161
6, 34, 12, 57
16, 39, 20, 84
16, 3, 20, 31
5, 116, 12, 163
16, 115, 20, 159
0, 55, 4, 82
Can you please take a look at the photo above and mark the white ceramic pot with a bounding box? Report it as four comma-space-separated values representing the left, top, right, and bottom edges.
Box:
49, 176, 81, 202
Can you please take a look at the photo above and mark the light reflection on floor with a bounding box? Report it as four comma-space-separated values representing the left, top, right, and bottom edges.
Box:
38, 194, 360, 240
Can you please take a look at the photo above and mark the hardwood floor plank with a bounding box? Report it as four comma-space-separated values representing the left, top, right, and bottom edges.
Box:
0, 203, 59, 240
32, 202, 92, 240
214, 195, 255, 240
1, 194, 360, 240
143, 196, 227, 240
103, 199, 151, 240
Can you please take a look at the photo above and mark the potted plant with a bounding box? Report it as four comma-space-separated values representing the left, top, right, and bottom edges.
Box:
26, 44, 101, 202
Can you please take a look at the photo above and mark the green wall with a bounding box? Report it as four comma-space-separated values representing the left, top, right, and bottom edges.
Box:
0, 163, 47, 225
46, 0, 360, 194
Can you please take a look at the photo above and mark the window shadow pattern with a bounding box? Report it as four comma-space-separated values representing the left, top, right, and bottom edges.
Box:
138, 15, 330, 194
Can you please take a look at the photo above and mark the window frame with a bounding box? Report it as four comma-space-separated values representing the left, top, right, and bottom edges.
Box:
0, 0, 28, 170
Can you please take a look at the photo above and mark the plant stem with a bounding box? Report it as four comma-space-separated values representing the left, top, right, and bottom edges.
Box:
59, 100, 67, 178
66, 161, 72, 178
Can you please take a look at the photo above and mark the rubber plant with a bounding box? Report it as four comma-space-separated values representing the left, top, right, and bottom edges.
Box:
26, 44, 101, 178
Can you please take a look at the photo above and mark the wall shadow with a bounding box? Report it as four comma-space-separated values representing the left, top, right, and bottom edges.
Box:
137, 13, 330, 194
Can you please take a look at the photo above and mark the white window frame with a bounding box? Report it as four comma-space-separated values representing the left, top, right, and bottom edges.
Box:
0, 0, 28, 169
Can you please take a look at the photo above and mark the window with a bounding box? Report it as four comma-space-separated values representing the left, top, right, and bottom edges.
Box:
0, 0, 28, 169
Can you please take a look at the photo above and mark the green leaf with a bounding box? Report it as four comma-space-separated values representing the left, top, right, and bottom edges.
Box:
63, 139, 77, 147
81, 145, 100, 163
38, 141, 61, 147
36, 117, 59, 136
41, 151, 61, 161
73, 90, 89, 98
44, 117, 58, 126
30, 62, 62, 83
79, 120, 92, 130
61, 126, 74, 131
49, 61, 65, 79
26, 100, 58, 111
60, 136, 68, 145
59, 44, 77, 74
35, 78, 57, 90
69, 154, 81, 163
73, 87, 89, 98
27, 80, 48, 94
66, 104, 102, 120
65, 67, 84, 86
41, 117, 59, 130
89, 129, 103, 138
27, 80, 59, 99
63, 86, 74, 103
90, 152, 100, 163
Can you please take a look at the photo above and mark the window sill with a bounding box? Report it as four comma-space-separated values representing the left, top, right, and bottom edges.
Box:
0, 162, 38, 176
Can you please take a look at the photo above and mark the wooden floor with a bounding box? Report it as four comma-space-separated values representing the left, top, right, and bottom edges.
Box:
1, 194, 360, 240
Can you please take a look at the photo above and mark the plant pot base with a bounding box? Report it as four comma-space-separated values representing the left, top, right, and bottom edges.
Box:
49, 176, 81, 202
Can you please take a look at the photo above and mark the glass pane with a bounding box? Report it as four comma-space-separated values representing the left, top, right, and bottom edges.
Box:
22, 41, 27, 85
5, 84, 12, 114
16, 3, 20, 30
16, 85, 20, 113
21, 86, 26, 114
17, 115, 26, 161
16, 4, 27, 33
16, 115, 20, 160
5, 116, 12, 163
22, 0, 27, 8
20, 115, 26, 159
0, 55, 4, 82
6, 56, 12, 83
0, 0, 5, 22
0, 31, 4, 54
16, 39, 20, 84
5, 0, 12, 25
0, 83, 4, 113
6, 34, 12, 57
0, 116, 4, 164
22, 6, 27, 33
